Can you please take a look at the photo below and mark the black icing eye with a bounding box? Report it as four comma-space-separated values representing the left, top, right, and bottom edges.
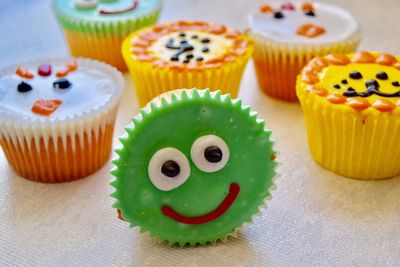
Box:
376, 71, 388, 80
349, 71, 363, 79
161, 160, 180, 178
204, 146, 223, 163
53, 78, 71, 89
274, 11, 284, 19
201, 38, 210, 43
202, 47, 209, 53
179, 32, 186, 37
304, 10, 315, 16
341, 79, 348, 85
17, 81, 32, 93
392, 81, 400, 87
333, 84, 341, 89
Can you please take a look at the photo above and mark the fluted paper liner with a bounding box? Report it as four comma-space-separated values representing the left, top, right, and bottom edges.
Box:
0, 58, 124, 183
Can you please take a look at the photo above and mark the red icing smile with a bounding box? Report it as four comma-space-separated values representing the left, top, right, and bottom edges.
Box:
161, 182, 240, 224
99, 1, 138, 15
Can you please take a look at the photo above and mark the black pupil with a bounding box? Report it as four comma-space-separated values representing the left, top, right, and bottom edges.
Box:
349, 71, 362, 79
204, 146, 223, 163
161, 160, 180, 177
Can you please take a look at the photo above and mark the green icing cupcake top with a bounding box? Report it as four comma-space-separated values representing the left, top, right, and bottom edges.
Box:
53, 0, 161, 22
111, 89, 277, 246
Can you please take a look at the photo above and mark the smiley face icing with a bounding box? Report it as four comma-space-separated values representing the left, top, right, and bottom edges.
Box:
111, 89, 277, 246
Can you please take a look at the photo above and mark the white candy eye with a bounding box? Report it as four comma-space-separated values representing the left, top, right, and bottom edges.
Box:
190, 135, 230, 173
148, 147, 191, 191
75, 0, 98, 9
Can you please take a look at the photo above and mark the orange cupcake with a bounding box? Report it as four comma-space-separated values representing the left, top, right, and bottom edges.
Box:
122, 21, 253, 107
0, 58, 124, 183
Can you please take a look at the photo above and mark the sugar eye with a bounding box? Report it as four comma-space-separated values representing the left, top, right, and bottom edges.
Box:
75, 0, 98, 9
190, 135, 229, 173
148, 147, 190, 191
376, 71, 388, 80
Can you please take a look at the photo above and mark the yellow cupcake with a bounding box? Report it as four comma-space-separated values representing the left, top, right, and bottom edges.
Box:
121, 21, 253, 107
297, 51, 400, 179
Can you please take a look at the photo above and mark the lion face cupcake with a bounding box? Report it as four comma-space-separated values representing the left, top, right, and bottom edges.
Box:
248, 1, 360, 101
297, 51, 400, 179
0, 58, 124, 183
122, 21, 253, 107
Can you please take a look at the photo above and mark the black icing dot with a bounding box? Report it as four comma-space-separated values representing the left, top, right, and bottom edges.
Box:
186, 54, 194, 59
333, 84, 341, 89
204, 146, 223, 163
376, 71, 388, 80
17, 81, 32, 93
343, 87, 357, 97
366, 79, 379, 89
161, 160, 180, 177
392, 81, 400, 87
170, 56, 179, 61
180, 40, 188, 44
202, 47, 209, 53
53, 78, 71, 90
274, 11, 284, 19
183, 58, 191, 63
179, 32, 186, 37
191, 35, 198, 39
304, 10, 315, 16
341, 79, 348, 85
201, 38, 210, 43
349, 71, 363, 80
196, 57, 204, 62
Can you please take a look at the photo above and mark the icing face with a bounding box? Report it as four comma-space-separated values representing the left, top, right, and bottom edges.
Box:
0, 61, 115, 118
149, 31, 233, 63
112, 90, 276, 245
248, 2, 358, 43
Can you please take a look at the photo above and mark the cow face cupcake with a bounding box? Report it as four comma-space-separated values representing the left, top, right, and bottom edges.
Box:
53, 0, 162, 71
248, 1, 360, 101
297, 51, 400, 179
0, 58, 124, 183
121, 21, 253, 107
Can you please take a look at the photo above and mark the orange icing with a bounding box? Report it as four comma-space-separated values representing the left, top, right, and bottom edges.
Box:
347, 97, 370, 111
351, 51, 376, 63
324, 53, 350, 65
301, 2, 314, 11
375, 53, 397, 66
56, 61, 78, 78
371, 99, 396, 112
326, 93, 346, 104
16, 66, 34, 79
260, 5, 273, 13
31, 99, 62, 116
296, 23, 326, 38
306, 85, 328, 96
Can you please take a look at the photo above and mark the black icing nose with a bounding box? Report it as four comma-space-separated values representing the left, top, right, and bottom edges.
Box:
365, 79, 379, 91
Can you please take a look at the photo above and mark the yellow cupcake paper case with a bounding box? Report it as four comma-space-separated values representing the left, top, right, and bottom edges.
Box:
121, 21, 253, 107
297, 51, 400, 180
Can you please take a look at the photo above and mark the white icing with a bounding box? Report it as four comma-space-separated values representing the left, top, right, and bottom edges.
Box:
75, 0, 99, 9
248, 2, 359, 44
148, 147, 191, 191
0, 58, 124, 152
190, 134, 230, 173
148, 31, 233, 62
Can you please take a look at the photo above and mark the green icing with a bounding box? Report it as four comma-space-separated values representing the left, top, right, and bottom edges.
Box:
111, 89, 277, 246
53, 0, 161, 35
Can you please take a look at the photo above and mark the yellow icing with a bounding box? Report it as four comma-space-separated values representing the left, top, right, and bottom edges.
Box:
318, 63, 400, 101
148, 31, 233, 62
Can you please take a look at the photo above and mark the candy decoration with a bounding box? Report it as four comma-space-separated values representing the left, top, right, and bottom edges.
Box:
38, 64, 52, 77
53, 78, 72, 89
281, 2, 295, 11
31, 99, 62, 116
56, 61, 78, 78
274, 11, 284, 19
296, 23, 326, 38
17, 81, 32, 93
259, 5, 273, 13
16, 67, 34, 79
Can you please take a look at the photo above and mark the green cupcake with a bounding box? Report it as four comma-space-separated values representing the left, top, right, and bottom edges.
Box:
111, 89, 277, 246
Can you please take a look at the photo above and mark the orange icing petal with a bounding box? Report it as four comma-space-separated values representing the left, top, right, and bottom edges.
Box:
306, 85, 328, 96
260, 5, 273, 13
139, 30, 162, 41
309, 57, 329, 70
301, 2, 314, 11
67, 61, 78, 71
296, 23, 326, 38
225, 30, 241, 38
206, 58, 225, 64
394, 62, 400, 71
224, 55, 237, 62
131, 38, 151, 47
130, 46, 146, 55
136, 54, 154, 61
326, 93, 347, 104
16, 66, 34, 79
31, 99, 62, 116
351, 51, 376, 63
208, 24, 227, 34
371, 99, 396, 112
302, 72, 319, 84
56, 67, 70, 78
324, 53, 351, 65
152, 60, 167, 68
375, 53, 397, 66
347, 97, 370, 111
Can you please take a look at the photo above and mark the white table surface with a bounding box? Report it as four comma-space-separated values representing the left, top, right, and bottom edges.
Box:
2, 0, 400, 266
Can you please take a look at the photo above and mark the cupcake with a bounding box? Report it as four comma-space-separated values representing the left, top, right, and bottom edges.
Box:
53, 0, 162, 71
111, 89, 277, 246
121, 21, 253, 107
297, 51, 400, 179
248, 1, 361, 101
0, 58, 124, 183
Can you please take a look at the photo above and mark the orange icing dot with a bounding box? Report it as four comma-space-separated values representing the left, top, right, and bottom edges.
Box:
326, 93, 347, 104
301, 2, 314, 11
324, 53, 351, 65
375, 53, 397, 66
31, 99, 62, 116
347, 97, 370, 111
306, 85, 328, 96
371, 99, 396, 112
16, 66, 34, 79
351, 51, 376, 63
296, 23, 326, 38
260, 5, 273, 13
